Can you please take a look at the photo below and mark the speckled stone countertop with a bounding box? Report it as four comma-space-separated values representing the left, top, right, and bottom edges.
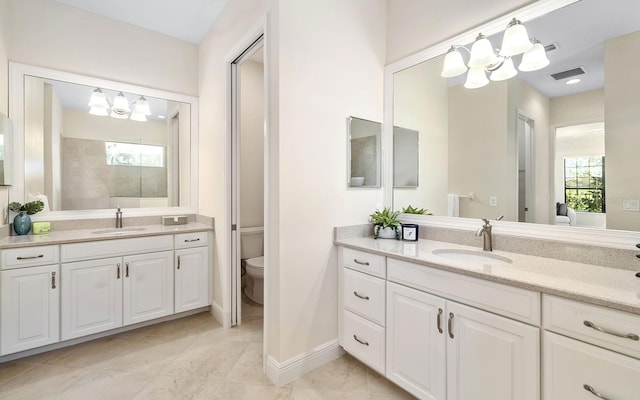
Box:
336, 236, 640, 315
0, 222, 213, 249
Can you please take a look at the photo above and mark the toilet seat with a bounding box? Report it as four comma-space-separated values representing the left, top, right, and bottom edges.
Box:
245, 256, 264, 278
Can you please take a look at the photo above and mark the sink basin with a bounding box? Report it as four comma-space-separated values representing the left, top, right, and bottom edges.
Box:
91, 227, 147, 235
432, 249, 513, 265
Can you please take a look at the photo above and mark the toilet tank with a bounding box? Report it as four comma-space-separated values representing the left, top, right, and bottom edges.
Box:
240, 226, 264, 259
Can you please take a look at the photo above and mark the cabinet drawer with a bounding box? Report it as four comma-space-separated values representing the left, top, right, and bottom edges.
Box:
342, 247, 385, 278
1, 245, 59, 269
342, 309, 385, 373
544, 331, 640, 399
543, 294, 640, 359
61, 235, 173, 263
343, 268, 385, 325
388, 258, 540, 325
174, 231, 208, 249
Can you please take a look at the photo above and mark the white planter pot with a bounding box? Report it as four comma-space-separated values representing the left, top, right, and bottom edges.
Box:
375, 225, 398, 239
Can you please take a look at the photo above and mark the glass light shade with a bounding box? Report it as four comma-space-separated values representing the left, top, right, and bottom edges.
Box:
464, 67, 489, 89
133, 96, 151, 115
518, 41, 550, 71
499, 19, 533, 56
490, 57, 518, 81
89, 106, 108, 116
110, 109, 129, 119
112, 92, 131, 113
130, 112, 148, 122
441, 48, 468, 77
468, 35, 498, 69
88, 88, 109, 108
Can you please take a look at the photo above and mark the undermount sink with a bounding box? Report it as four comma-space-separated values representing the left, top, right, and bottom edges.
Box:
432, 249, 513, 265
91, 227, 147, 235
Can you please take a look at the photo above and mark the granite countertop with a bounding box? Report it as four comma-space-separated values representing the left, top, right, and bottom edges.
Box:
336, 236, 640, 315
0, 222, 213, 249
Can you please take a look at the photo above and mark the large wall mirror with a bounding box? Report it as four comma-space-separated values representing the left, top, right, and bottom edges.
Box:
386, 0, 640, 234
9, 63, 199, 218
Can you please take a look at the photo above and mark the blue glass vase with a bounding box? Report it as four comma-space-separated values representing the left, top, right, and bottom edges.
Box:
13, 212, 32, 235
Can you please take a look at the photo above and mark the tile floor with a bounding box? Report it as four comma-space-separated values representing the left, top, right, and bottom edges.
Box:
0, 296, 415, 399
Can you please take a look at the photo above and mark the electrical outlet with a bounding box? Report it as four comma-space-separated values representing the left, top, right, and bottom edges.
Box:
489, 196, 498, 207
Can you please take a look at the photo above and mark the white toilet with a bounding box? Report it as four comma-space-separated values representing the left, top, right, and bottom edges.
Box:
240, 227, 264, 305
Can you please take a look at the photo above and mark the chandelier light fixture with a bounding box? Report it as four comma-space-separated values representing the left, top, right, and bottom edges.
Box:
88, 88, 152, 121
441, 18, 550, 89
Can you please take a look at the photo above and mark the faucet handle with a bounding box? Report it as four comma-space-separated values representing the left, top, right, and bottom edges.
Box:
481, 218, 490, 225
495, 215, 504, 221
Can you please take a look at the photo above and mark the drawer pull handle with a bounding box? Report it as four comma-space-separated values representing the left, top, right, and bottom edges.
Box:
353, 291, 369, 300
177, 256, 181, 270
17, 254, 44, 260
353, 259, 370, 266
125, 262, 130, 278
353, 334, 369, 346
448, 312, 455, 339
583, 384, 612, 400
117, 263, 121, 279
583, 320, 639, 341
184, 238, 200, 243
437, 308, 443, 334
51, 272, 56, 289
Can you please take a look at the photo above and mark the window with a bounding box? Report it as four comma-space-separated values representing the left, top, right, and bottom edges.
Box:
105, 142, 165, 168
564, 156, 605, 213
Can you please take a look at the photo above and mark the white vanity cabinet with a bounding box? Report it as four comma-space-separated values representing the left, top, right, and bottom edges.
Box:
174, 232, 209, 312
60, 236, 174, 340
339, 248, 387, 374
543, 295, 640, 399
0, 245, 60, 355
386, 259, 540, 400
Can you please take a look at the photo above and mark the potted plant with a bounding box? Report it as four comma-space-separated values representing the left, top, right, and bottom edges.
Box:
8, 200, 44, 235
370, 207, 401, 239
401, 205, 433, 215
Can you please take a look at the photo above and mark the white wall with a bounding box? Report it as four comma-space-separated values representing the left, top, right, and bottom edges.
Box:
385, 0, 534, 63
199, 0, 386, 365
393, 55, 448, 215
550, 89, 604, 127
240, 60, 265, 229
6, 0, 198, 95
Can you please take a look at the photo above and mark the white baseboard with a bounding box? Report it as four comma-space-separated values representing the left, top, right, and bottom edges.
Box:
209, 301, 231, 328
265, 339, 345, 386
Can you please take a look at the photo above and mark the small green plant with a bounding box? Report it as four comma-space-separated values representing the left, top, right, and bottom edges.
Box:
401, 205, 433, 215
8, 201, 44, 215
370, 207, 401, 239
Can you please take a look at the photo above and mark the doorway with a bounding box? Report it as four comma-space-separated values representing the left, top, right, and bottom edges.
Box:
516, 113, 534, 223
230, 35, 265, 327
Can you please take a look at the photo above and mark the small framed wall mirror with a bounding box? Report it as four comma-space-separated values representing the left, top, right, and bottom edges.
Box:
0, 114, 11, 186
347, 116, 381, 188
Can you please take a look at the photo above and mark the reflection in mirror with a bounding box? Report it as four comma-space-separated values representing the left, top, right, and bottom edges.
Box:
393, 126, 419, 188
0, 114, 11, 185
391, 0, 640, 231
12, 64, 196, 213
348, 117, 381, 188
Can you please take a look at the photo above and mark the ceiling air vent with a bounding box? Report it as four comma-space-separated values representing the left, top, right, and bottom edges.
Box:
544, 43, 558, 52
551, 67, 586, 81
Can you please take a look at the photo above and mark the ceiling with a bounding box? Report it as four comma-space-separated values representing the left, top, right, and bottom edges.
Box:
53, 0, 229, 43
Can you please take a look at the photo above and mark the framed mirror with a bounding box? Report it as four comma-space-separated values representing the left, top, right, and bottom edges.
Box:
347, 116, 381, 188
9, 63, 199, 218
0, 113, 11, 186
384, 0, 640, 239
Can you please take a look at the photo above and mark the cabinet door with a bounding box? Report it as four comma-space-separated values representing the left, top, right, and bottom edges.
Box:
386, 282, 446, 400
544, 331, 640, 400
1, 265, 60, 355
123, 251, 174, 325
175, 247, 209, 313
61, 258, 122, 340
446, 301, 539, 400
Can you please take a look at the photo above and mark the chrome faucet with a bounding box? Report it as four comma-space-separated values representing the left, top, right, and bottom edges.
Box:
115, 206, 123, 228
476, 216, 503, 252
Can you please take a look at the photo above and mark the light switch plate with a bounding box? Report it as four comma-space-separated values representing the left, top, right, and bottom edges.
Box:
623, 199, 640, 212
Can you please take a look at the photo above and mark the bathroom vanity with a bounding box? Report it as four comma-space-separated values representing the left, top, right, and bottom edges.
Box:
0, 223, 212, 358
336, 236, 640, 400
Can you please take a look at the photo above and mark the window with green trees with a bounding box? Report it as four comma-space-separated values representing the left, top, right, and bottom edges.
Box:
564, 156, 605, 213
